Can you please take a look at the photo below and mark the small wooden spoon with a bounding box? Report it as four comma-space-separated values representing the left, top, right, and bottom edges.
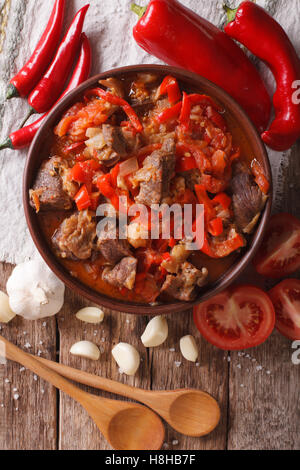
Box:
0, 335, 165, 450
34, 355, 220, 437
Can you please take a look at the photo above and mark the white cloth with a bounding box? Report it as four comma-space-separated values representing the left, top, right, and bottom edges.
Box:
0, 0, 296, 264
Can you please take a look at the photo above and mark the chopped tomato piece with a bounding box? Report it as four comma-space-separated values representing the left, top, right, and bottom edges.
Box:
74, 185, 91, 211
69, 159, 101, 184
193, 285, 275, 350
253, 213, 300, 278
269, 279, 300, 340
212, 193, 232, 210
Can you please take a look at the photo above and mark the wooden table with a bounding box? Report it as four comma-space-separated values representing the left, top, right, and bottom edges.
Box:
0, 137, 300, 451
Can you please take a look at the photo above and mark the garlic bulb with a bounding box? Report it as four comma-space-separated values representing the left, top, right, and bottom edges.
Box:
76, 307, 104, 324
180, 335, 198, 362
70, 341, 100, 361
112, 343, 140, 376
6, 259, 65, 320
141, 316, 168, 347
0, 291, 16, 323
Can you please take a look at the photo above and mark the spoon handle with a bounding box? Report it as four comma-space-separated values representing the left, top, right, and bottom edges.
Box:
32, 354, 149, 402
0, 334, 94, 407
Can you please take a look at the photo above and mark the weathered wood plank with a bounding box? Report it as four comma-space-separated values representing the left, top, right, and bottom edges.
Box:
150, 309, 229, 450
0, 263, 57, 450
57, 288, 152, 450
228, 142, 300, 450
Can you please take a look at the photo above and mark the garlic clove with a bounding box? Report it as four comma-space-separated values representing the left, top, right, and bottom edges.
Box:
180, 335, 198, 362
141, 316, 168, 347
70, 341, 100, 361
0, 291, 16, 323
76, 307, 105, 324
112, 343, 140, 376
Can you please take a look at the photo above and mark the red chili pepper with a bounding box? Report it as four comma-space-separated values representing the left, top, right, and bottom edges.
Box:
225, 1, 300, 151
0, 33, 91, 151
7, 0, 66, 99
157, 75, 182, 105
156, 101, 182, 123
26, 5, 89, 118
74, 185, 91, 211
87, 88, 143, 133
132, 0, 271, 133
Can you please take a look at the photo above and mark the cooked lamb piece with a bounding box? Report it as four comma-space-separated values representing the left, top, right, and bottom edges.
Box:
121, 128, 144, 154
99, 77, 125, 98
181, 168, 201, 191
161, 262, 208, 302
52, 210, 96, 260
30, 156, 78, 212
102, 124, 128, 157
231, 162, 267, 234
97, 225, 132, 264
102, 257, 137, 290
134, 137, 176, 206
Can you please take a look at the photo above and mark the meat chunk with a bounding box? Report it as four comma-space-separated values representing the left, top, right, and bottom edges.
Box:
52, 211, 96, 260
134, 138, 176, 206
161, 242, 190, 274
97, 225, 132, 264
102, 124, 128, 157
99, 77, 125, 98
161, 262, 208, 302
231, 163, 267, 234
30, 156, 77, 212
102, 257, 137, 290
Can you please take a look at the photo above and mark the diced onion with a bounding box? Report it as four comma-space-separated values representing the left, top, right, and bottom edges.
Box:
86, 127, 102, 138
119, 157, 138, 177
85, 133, 106, 150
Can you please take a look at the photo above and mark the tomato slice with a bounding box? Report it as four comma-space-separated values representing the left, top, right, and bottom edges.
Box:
193, 285, 275, 350
269, 279, 300, 340
253, 213, 300, 278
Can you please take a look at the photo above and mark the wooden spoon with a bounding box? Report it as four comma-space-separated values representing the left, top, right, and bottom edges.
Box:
0, 335, 165, 450
34, 354, 220, 437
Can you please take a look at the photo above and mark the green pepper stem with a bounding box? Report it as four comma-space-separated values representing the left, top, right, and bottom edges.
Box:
131, 3, 147, 18
0, 137, 13, 151
223, 4, 238, 24
6, 84, 20, 100
19, 107, 36, 128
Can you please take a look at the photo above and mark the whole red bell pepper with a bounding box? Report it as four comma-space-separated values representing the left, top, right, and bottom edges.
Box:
225, 1, 300, 151
132, 0, 271, 133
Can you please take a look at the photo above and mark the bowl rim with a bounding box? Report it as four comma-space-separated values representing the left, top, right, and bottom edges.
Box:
23, 64, 272, 315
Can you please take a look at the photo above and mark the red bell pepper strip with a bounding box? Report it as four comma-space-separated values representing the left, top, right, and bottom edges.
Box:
64, 141, 85, 153
225, 1, 300, 151
7, 0, 66, 99
179, 92, 191, 129
132, 0, 271, 133
156, 101, 182, 123
110, 163, 121, 188
208, 218, 224, 237
0, 33, 91, 151
212, 192, 232, 210
74, 185, 91, 211
175, 155, 197, 173
88, 88, 143, 133
157, 75, 182, 105
194, 184, 216, 223
26, 5, 89, 118
188, 94, 222, 112
69, 159, 101, 184
251, 159, 270, 195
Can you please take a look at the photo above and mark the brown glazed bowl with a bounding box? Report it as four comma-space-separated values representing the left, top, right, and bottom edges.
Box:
24, 65, 272, 315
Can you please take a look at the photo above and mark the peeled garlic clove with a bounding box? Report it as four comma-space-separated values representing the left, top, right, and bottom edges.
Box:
141, 316, 168, 347
0, 291, 16, 323
112, 343, 140, 376
70, 341, 100, 361
180, 335, 198, 362
76, 307, 104, 324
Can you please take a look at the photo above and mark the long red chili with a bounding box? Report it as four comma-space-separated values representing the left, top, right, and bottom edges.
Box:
225, 1, 300, 151
7, 0, 66, 100
25, 4, 89, 119
131, 0, 271, 133
0, 33, 91, 151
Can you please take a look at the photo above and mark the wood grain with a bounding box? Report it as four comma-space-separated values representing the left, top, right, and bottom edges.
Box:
0, 263, 57, 450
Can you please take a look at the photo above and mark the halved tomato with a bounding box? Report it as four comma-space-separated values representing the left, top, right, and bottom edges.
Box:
193, 285, 275, 350
269, 279, 300, 340
253, 213, 300, 278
